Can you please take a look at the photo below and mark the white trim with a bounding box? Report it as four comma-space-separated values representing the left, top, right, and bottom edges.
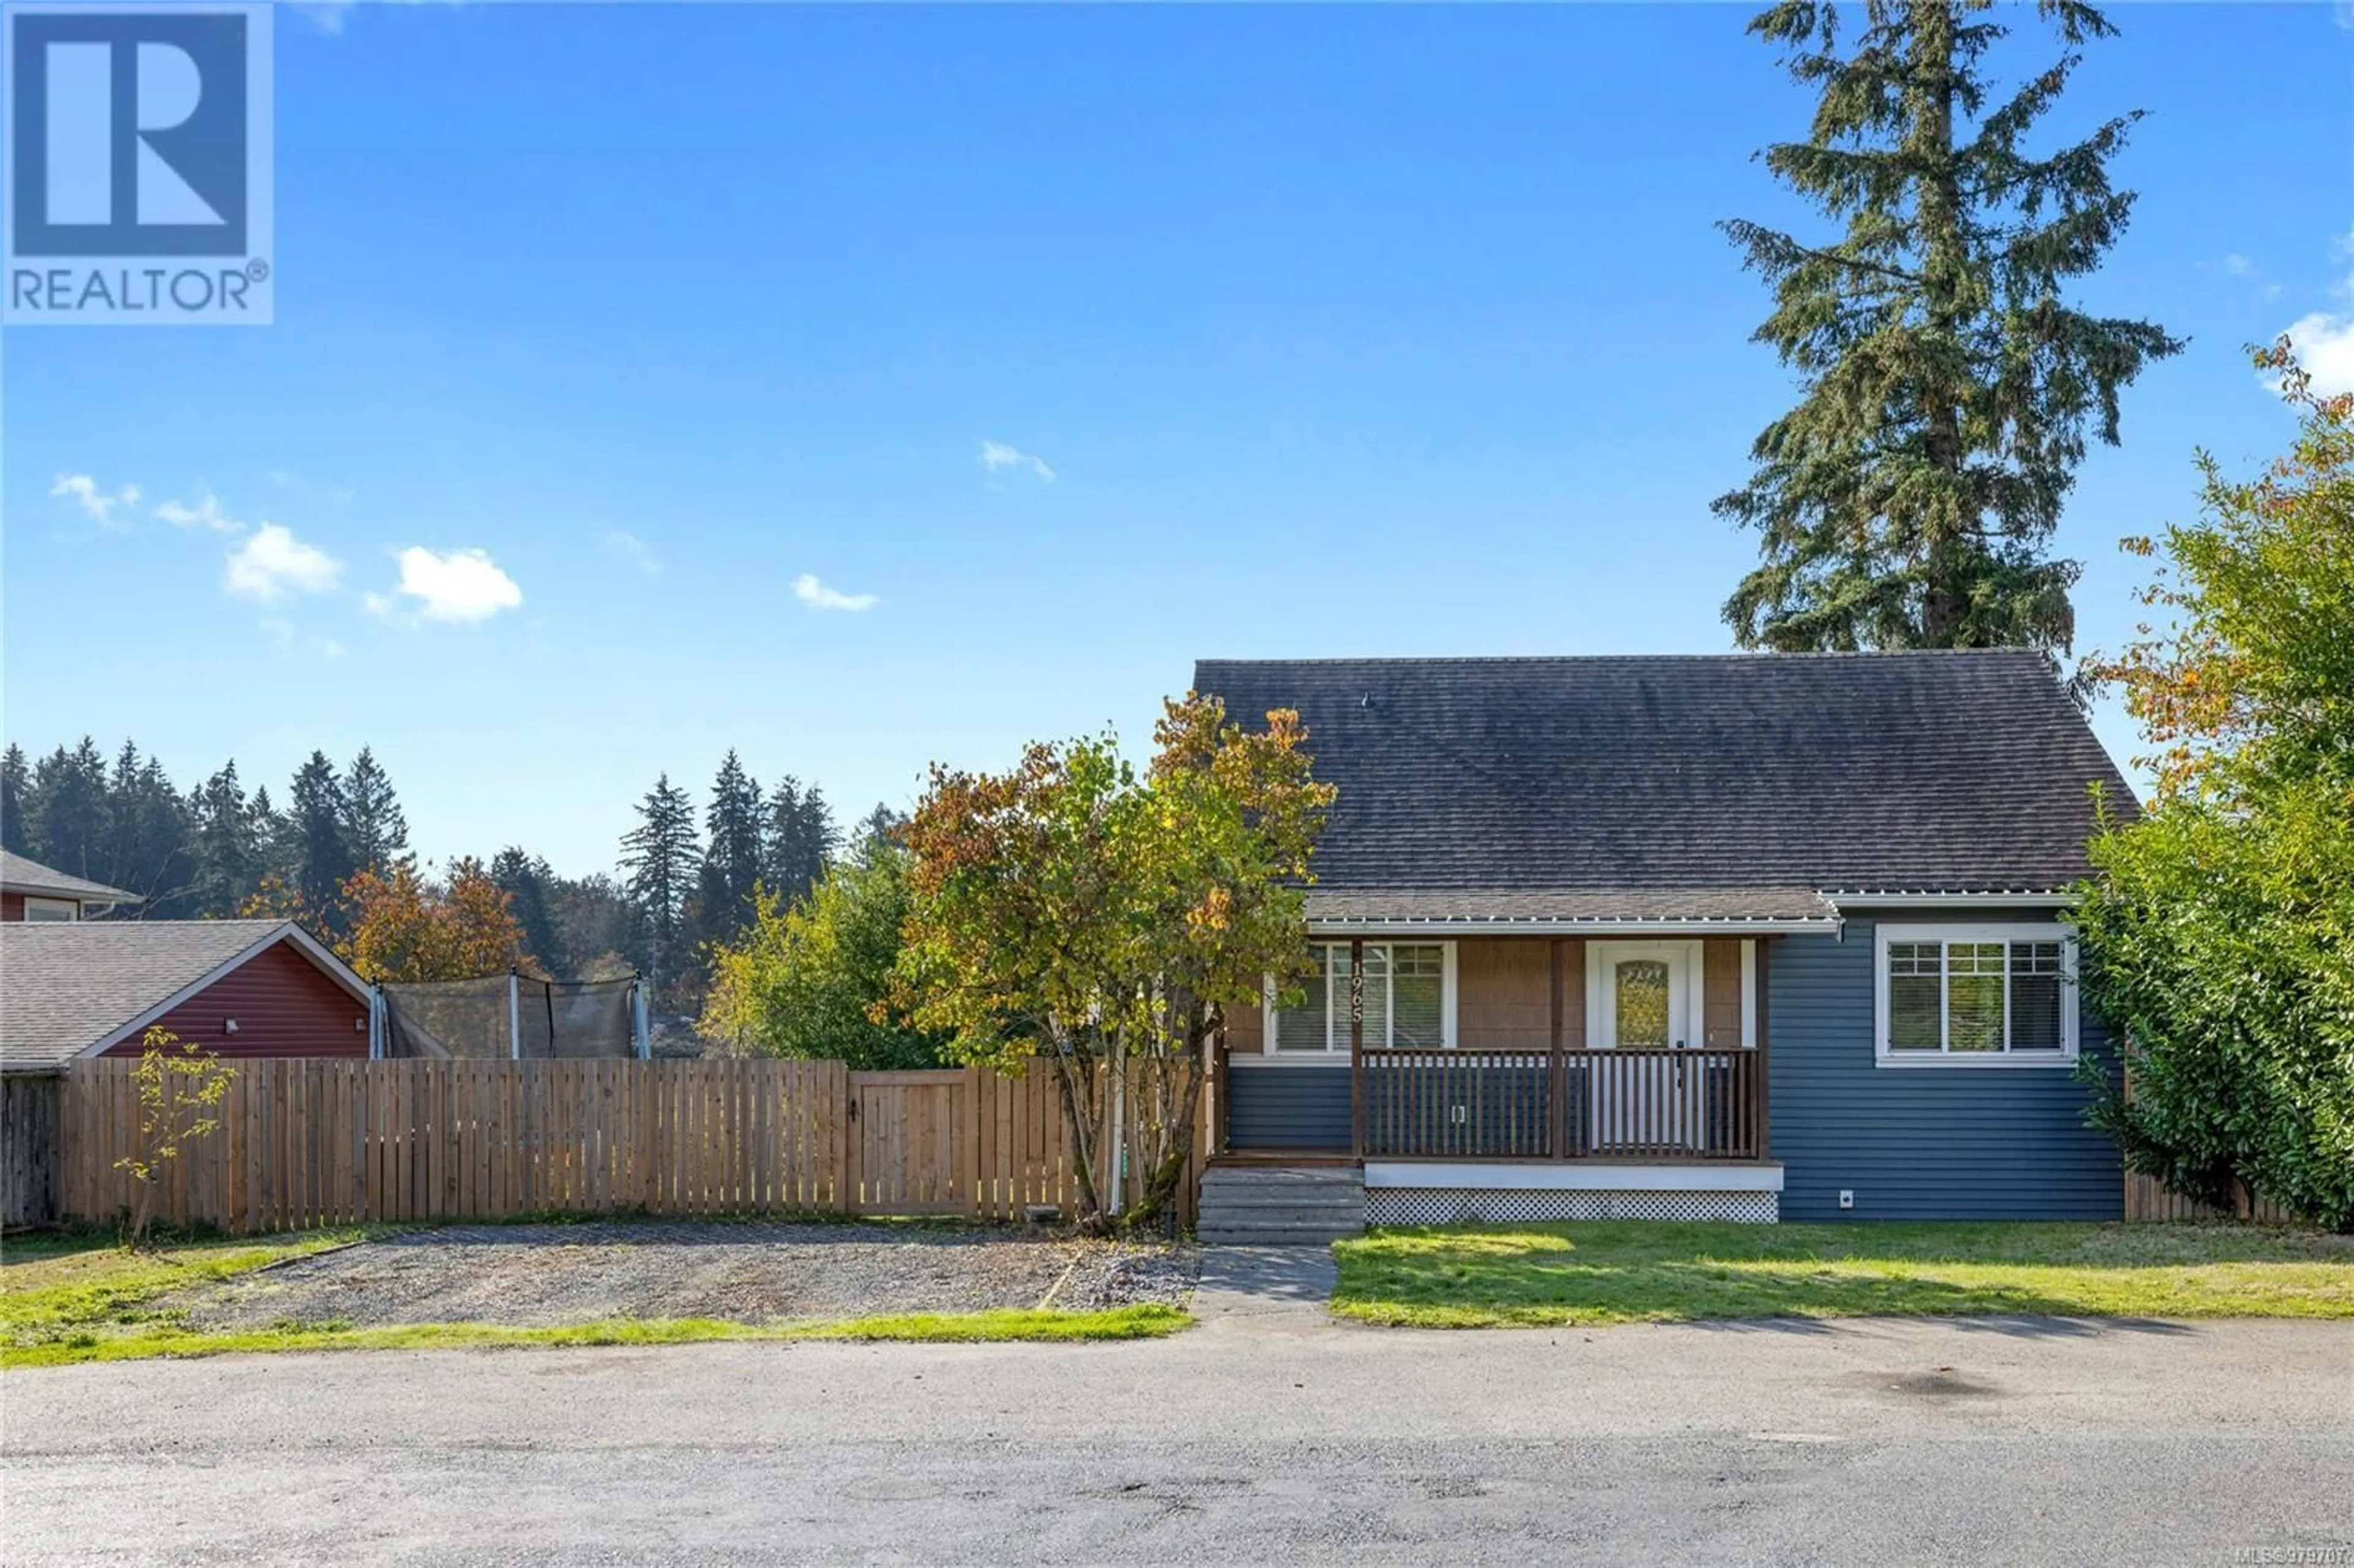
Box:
1585, 939, 1705, 1051
1262, 938, 1458, 1057
1829, 890, 2074, 910
75, 923, 373, 1057
20, 897, 79, 923
1306, 917, 1837, 936
1740, 939, 1757, 1049
1872, 921, 2078, 1068
1365, 1160, 1784, 1193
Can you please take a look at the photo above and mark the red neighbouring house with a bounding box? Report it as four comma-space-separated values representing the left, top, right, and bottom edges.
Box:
0, 917, 375, 1225
0, 849, 142, 923
0, 919, 371, 1071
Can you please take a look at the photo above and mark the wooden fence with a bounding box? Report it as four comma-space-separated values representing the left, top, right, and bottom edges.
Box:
55, 1057, 1202, 1233
2123, 1170, 2295, 1224
4, 1074, 62, 1229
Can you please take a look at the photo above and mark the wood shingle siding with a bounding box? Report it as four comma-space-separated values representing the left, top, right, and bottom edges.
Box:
1702, 938, 1743, 1050
1458, 938, 1551, 1050
1766, 916, 2121, 1222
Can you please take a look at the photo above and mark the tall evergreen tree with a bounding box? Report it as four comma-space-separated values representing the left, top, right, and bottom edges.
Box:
1, 745, 28, 855
1717, 0, 2182, 669
102, 743, 194, 915
341, 747, 411, 873
761, 775, 837, 908
490, 846, 567, 976
248, 783, 293, 883
25, 739, 111, 880
286, 751, 358, 931
696, 751, 766, 950
189, 761, 265, 916
850, 802, 906, 867
620, 773, 701, 1003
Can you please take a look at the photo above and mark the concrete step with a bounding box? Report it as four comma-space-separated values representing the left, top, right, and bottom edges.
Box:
1198, 1204, 1364, 1228
1202, 1165, 1362, 1187
1198, 1188, 1366, 1209
1198, 1227, 1362, 1247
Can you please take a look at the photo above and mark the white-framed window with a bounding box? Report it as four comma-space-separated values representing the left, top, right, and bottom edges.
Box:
21, 898, 78, 923
1874, 923, 2078, 1066
1265, 941, 1455, 1054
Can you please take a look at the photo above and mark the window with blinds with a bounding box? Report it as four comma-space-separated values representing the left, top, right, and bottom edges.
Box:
1880, 930, 2074, 1060
1270, 942, 1450, 1052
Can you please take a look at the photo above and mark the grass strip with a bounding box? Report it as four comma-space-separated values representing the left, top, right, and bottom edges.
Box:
1330, 1220, 2354, 1328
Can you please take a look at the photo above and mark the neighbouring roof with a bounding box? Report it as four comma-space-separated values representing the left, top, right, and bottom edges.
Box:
0, 849, 142, 906
1193, 650, 2136, 904
0, 919, 328, 1070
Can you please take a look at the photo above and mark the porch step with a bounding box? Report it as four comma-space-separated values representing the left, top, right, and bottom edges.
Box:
1197, 1164, 1365, 1246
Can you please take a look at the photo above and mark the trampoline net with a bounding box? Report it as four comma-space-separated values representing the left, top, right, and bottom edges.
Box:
381, 976, 638, 1060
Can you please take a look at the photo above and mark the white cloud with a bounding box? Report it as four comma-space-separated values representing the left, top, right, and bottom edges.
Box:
2276, 230, 2354, 398
224, 523, 343, 601
374, 546, 525, 624
2283, 307, 2354, 397
2224, 253, 2254, 277
50, 474, 142, 528
602, 529, 660, 575
979, 440, 1055, 483
154, 490, 242, 534
793, 573, 878, 612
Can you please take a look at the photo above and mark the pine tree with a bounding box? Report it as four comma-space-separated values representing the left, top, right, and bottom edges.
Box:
101, 744, 194, 915
761, 775, 838, 908
286, 751, 358, 932
490, 846, 567, 976
1, 745, 29, 856
620, 773, 701, 1005
25, 739, 111, 880
189, 761, 265, 916
696, 751, 766, 950
341, 747, 411, 873
850, 802, 906, 867
1717, 0, 2182, 669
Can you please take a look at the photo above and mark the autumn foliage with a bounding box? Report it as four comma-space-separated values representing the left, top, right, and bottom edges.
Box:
891, 695, 1335, 1230
337, 857, 528, 983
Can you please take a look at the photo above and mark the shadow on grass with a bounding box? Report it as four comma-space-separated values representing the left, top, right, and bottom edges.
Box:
1332, 1222, 2354, 1328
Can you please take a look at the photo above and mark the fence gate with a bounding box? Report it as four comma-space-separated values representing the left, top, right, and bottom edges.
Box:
846, 1070, 966, 1214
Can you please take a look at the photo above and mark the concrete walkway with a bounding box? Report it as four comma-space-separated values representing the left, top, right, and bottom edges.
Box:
1192, 1243, 1339, 1324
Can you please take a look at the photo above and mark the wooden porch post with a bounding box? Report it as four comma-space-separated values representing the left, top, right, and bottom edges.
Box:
1754, 937, 1773, 1160
1548, 938, 1566, 1160
1349, 938, 1366, 1157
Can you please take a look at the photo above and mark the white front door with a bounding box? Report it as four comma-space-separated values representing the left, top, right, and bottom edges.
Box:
1590, 943, 1702, 1152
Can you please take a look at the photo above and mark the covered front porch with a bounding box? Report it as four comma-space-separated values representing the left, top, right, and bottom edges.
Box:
1212, 897, 1834, 1225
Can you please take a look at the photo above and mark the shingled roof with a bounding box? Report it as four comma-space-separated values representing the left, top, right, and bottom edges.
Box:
1191, 650, 2134, 910
0, 849, 140, 906
0, 920, 348, 1070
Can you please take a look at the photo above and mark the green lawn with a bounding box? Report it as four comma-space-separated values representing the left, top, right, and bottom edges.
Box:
1, 1230, 1187, 1369
1331, 1221, 2354, 1328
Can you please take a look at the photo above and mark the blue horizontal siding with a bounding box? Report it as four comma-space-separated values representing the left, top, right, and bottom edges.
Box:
1769, 917, 2122, 1222
1228, 1066, 1352, 1149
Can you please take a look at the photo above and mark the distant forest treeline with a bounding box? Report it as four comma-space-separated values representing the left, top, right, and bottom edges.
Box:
0, 739, 894, 1008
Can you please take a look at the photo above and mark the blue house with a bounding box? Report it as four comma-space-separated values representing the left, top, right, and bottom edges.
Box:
1192, 650, 2134, 1237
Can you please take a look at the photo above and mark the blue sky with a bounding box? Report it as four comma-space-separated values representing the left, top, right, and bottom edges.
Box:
6, 2, 2350, 878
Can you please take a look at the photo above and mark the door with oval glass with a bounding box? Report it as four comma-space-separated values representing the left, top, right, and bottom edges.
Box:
1591, 943, 1702, 1153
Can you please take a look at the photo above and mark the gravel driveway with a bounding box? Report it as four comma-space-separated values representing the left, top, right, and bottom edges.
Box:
177, 1222, 1198, 1329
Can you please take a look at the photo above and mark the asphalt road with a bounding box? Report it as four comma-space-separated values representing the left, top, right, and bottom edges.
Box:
6, 1309, 2351, 1566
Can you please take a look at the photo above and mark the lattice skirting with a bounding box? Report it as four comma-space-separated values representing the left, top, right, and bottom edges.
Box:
1367, 1187, 1780, 1225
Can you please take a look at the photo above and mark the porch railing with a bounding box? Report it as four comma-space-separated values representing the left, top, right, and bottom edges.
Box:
1356, 1046, 1764, 1162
